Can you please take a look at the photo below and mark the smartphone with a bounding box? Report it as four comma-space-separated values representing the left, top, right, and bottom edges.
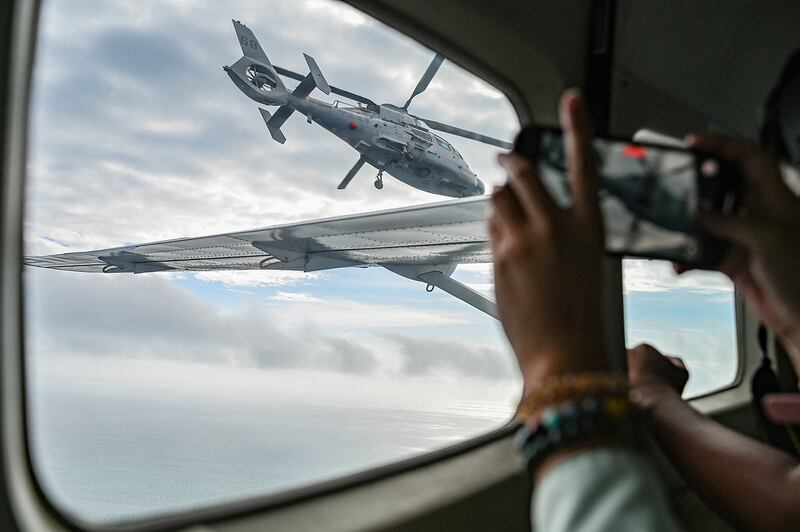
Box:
512, 126, 742, 268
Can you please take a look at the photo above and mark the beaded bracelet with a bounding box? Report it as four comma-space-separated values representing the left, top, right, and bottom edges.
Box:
513, 393, 642, 473
515, 372, 632, 421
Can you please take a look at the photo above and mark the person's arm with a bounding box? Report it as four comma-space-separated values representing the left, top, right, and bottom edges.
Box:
629, 344, 800, 532
492, 90, 682, 531
683, 134, 800, 363
629, 133, 800, 532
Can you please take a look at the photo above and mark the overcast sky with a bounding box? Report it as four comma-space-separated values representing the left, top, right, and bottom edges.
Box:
23, 0, 527, 417
23, 0, 741, 408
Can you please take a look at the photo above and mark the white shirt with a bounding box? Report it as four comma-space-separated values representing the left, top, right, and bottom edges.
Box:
533, 448, 685, 532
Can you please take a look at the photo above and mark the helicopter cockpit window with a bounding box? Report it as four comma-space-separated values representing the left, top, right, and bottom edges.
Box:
410, 125, 432, 142
436, 135, 453, 151
24, 0, 520, 525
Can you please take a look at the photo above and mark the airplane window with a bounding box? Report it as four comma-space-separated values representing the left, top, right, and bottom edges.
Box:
623, 259, 738, 397
24, 0, 519, 524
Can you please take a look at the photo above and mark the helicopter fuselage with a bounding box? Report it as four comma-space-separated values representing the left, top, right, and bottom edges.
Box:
289, 97, 484, 197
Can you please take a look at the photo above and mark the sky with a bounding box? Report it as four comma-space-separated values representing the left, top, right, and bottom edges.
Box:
25, 0, 522, 394
22, 0, 738, 523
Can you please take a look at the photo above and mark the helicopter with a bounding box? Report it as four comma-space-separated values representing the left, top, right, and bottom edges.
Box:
223, 20, 512, 198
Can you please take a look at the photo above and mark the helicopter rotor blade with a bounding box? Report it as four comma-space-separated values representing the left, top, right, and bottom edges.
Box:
401, 54, 445, 110
416, 117, 513, 149
273, 65, 379, 111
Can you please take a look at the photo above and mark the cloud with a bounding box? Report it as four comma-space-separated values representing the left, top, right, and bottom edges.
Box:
23, 0, 521, 393
303, 0, 370, 26
26, 0, 517, 262
267, 295, 471, 328
451, 264, 495, 297
195, 271, 324, 288
271, 291, 322, 302
455, 263, 494, 274
26, 269, 504, 380
317, 336, 378, 374
623, 258, 733, 294
387, 334, 516, 380
25, 270, 340, 371
28, 270, 300, 369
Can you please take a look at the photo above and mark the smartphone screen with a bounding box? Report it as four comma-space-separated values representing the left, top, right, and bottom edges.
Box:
520, 128, 739, 267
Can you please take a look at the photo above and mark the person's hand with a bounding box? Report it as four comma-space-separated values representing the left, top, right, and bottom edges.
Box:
684, 134, 800, 363
627, 343, 689, 409
490, 89, 608, 393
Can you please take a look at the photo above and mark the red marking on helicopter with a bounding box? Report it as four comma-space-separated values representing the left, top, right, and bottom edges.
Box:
349, 121, 358, 129
623, 144, 647, 159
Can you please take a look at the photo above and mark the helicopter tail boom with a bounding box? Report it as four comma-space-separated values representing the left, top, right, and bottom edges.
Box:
255, 53, 333, 143
228, 21, 335, 144
225, 20, 289, 106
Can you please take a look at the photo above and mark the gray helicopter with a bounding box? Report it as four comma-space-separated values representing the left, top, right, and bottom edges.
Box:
223, 20, 511, 198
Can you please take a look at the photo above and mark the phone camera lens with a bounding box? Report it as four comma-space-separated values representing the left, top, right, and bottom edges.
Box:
701, 159, 719, 178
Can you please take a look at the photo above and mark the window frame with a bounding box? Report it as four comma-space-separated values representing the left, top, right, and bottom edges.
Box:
688, 293, 752, 413
683, 291, 745, 401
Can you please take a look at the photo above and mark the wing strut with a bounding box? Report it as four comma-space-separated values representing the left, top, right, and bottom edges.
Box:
384, 265, 497, 320
418, 271, 497, 319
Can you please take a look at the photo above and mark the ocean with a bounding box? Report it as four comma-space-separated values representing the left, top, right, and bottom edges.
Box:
28, 376, 514, 525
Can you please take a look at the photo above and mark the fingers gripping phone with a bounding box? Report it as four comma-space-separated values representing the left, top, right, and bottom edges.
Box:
512, 127, 742, 269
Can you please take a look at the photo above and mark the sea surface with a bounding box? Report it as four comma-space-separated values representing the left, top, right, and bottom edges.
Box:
28, 381, 513, 525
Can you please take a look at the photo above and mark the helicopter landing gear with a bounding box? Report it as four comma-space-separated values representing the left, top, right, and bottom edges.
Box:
374, 170, 384, 190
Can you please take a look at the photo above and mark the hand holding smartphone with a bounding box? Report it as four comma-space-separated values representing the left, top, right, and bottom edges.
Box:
512, 127, 742, 268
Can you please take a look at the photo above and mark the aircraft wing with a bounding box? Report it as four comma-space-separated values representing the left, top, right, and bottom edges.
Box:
25, 197, 497, 317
